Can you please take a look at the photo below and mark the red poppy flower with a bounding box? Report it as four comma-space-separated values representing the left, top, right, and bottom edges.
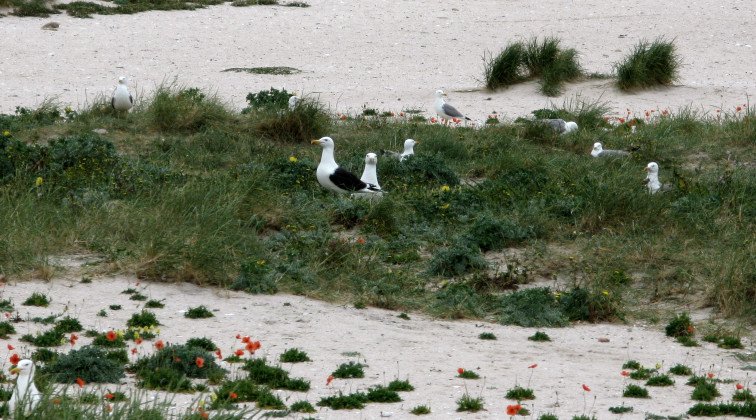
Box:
528, 364, 537, 369
106, 393, 115, 399
326, 375, 334, 386
250, 341, 261, 351
582, 384, 591, 392
107, 405, 112, 412
70, 338, 76, 345
131, 348, 137, 354
77, 377, 85, 388
645, 112, 650, 117
737, 106, 742, 111
53, 398, 60, 405
229, 392, 238, 399
621, 371, 630, 376
71, 333, 79, 340
506, 405, 518, 415
736, 383, 744, 390
457, 368, 464, 375
245, 342, 256, 353
9, 354, 20, 365
195, 357, 205, 368
241, 336, 251, 344
154, 340, 165, 350
3, 313, 9, 318
619, 118, 625, 124
106, 331, 117, 341
688, 326, 694, 332
236, 334, 241, 339
173, 356, 181, 362
6, 345, 13, 350
235, 349, 245, 356
200, 412, 208, 419
357, 237, 366, 244
341, 115, 347, 121
708, 373, 714, 378
136, 338, 143, 345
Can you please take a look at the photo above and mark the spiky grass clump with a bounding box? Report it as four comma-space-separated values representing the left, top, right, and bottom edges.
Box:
483, 43, 526, 90
332, 361, 366, 379
253, 97, 331, 143
146, 84, 233, 133
615, 37, 680, 90
456, 393, 484, 412
623, 384, 650, 398
506, 386, 535, 400
280, 348, 310, 363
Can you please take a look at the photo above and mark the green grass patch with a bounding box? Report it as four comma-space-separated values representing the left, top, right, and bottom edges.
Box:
615, 37, 680, 90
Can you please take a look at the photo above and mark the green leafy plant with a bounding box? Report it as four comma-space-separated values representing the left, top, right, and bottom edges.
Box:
185, 337, 218, 351
478, 332, 497, 340
411, 404, 431, 415
145, 299, 165, 308
733, 389, 755, 402
669, 364, 692, 375
609, 405, 633, 413
41, 345, 125, 383
21, 329, 65, 347
691, 381, 720, 401
457, 368, 480, 379
387, 379, 414, 392
623, 360, 641, 370
456, 393, 484, 412
718, 335, 744, 349
623, 384, 650, 398
0, 321, 16, 338
242, 358, 310, 391
506, 386, 535, 400
184, 305, 214, 319
615, 37, 680, 90
366, 385, 401, 403
127, 310, 160, 328
317, 392, 368, 410
332, 361, 366, 379
528, 331, 551, 342
23, 292, 50, 307
646, 375, 674, 386
290, 400, 315, 413
280, 348, 310, 363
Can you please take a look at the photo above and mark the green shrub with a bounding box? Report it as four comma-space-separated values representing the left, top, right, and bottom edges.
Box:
127, 310, 160, 328
466, 216, 535, 251
366, 386, 402, 403
528, 331, 551, 342
242, 358, 310, 391
290, 400, 315, 413
669, 364, 692, 375
146, 85, 232, 133
92, 332, 127, 348
243, 87, 292, 111
691, 381, 720, 401
497, 287, 568, 327
106, 349, 129, 365
733, 389, 755, 402
185, 337, 217, 351
458, 369, 480, 379
185, 305, 214, 319
253, 98, 331, 143
135, 344, 222, 380
231, 259, 278, 294
523, 36, 582, 96
317, 392, 368, 410
0, 321, 16, 338
506, 386, 535, 400
665, 312, 694, 337
21, 329, 65, 347
623, 384, 649, 398
54, 316, 83, 333
280, 348, 310, 363
387, 379, 414, 392
41, 345, 125, 383
615, 38, 680, 90
609, 405, 633, 413
478, 332, 497, 340
427, 243, 487, 277
331, 361, 366, 379
456, 393, 484, 412
629, 367, 653, 380
688, 402, 756, 417
411, 405, 431, 414
646, 374, 674, 386
32, 348, 59, 363
210, 378, 261, 409
718, 335, 744, 349
145, 299, 165, 308
137, 366, 195, 392
255, 388, 286, 409
23, 292, 50, 307
676, 336, 699, 347
484, 43, 526, 90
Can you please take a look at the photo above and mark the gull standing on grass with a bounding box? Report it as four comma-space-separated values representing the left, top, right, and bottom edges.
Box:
542, 118, 578, 135
312, 137, 382, 195
591, 142, 633, 157
643, 162, 671, 194
111, 76, 133, 113
434, 90, 471, 125
8, 359, 42, 417
381, 139, 419, 161
359, 153, 383, 198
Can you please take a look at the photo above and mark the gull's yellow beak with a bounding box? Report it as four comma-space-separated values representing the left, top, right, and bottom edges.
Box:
643, 166, 650, 171
414, 141, 420, 145
10, 367, 20, 374
311, 139, 321, 145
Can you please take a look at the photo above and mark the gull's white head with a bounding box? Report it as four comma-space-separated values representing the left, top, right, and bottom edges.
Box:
644, 162, 659, 174
590, 142, 603, 157
288, 95, 299, 108
118, 76, 128, 85
365, 153, 378, 164
403, 139, 418, 151
11, 359, 34, 376
311, 136, 334, 148
565, 121, 578, 133
435, 90, 446, 98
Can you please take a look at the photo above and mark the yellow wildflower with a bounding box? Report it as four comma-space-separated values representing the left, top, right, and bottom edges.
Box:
289, 156, 297, 162
36, 177, 43, 187
602, 290, 609, 296
440, 204, 450, 210
441, 185, 450, 192
3, 131, 9, 136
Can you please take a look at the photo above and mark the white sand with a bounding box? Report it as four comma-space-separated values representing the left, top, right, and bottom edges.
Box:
2, 256, 754, 419
0, 0, 753, 120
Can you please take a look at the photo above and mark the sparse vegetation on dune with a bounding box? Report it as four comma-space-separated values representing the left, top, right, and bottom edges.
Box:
1, 85, 754, 328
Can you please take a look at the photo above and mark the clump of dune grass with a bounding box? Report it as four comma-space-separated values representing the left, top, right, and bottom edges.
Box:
483, 43, 526, 90
483, 36, 582, 96
145, 83, 234, 133
615, 37, 680, 90
253, 97, 331, 143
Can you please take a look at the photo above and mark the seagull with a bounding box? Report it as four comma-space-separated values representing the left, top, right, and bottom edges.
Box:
381, 139, 419, 161
111, 76, 133, 113
312, 137, 382, 195
542, 119, 578, 135
434, 90, 471, 125
8, 359, 42, 417
359, 153, 383, 198
591, 142, 635, 157
288, 94, 299, 110
643, 162, 671, 194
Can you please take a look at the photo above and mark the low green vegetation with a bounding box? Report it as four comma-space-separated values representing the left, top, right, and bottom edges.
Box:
185, 305, 214, 319
456, 393, 484, 412
0, 83, 754, 333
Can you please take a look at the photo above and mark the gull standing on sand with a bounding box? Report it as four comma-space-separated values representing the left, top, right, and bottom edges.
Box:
542, 118, 578, 135
312, 137, 382, 195
111, 76, 133, 112
434, 90, 471, 125
8, 359, 42, 417
381, 139, 419, 161
288, 94, 299, 110
591, 142, 632, 157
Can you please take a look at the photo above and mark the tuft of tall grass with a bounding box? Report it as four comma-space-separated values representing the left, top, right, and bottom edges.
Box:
145, 83, 234, 133
483, 43, 526, 90
615, 37, 680, 90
